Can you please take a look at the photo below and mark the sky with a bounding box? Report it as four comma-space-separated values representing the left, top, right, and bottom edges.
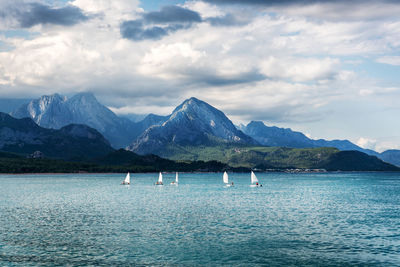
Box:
0, 0, 400, 152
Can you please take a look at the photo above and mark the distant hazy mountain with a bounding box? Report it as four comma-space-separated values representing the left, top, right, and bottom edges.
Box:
242, 121, 378, 154
135, 113, 169, 133
11, 93, 139, 148
379, 150, 400, 167
243, 121, 313, 148
119, 113, 148, 122
241, 120, 400, 166
0, 112, 113, 160
0, 98, 32, 113
128, 97, 257, 155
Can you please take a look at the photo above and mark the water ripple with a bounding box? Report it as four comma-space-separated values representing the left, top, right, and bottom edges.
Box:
0, 172, 399, 266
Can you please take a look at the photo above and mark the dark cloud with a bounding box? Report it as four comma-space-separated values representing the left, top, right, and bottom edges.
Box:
204, 0, 400, 21
144, 6, 202, 24
121, 20, 168, 41
227, 104, 328, 123
203, 0, 387, 5
120, 19, 194, 41
120, 5, 251, 41
206, 13, 250, 27
18, 3, 88, 28
203, 0, 316, 5
121, 5, 202, 41
180, 68, 266, 87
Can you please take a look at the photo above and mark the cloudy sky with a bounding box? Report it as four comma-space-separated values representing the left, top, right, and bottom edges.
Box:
1, 0, 400, 152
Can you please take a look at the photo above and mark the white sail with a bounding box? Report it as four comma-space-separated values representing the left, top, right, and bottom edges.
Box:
158, 172, 163, 183
123, 172, 130, 184
223, 171, 229, 184
251, 171, 258, 184
176, 172, 179, 183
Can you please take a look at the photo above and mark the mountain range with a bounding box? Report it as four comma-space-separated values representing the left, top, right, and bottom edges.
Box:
0, 111, 396, 172
239, 121, 400, 166
5, 92, 400, 169
241, 121, 378, 155
0, 113, 237, 173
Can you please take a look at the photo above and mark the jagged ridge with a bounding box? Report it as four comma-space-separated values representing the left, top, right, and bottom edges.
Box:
11, 92, 139, 148
128, 97, 257, 155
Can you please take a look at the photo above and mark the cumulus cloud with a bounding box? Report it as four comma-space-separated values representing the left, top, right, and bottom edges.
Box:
357, 136, 400, 152
144, 5, 201, 24
204, 0, 400, 21
0, 1, 88, 29
376, 56, 400, 66
120, 4, 251, 41
137, 42, 265, 85
357, 137, 377, 150
121, 5, 202, 41
121, 20, 170, 41
0, 0, 400, 150
259, 57, 340, 82
20, 3, 88, 27
206, 13, 250, 27
72, 0, 139, 15
183, 1, 224, 18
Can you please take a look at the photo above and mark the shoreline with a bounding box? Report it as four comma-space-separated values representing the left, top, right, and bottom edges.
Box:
1, 170, 400, 176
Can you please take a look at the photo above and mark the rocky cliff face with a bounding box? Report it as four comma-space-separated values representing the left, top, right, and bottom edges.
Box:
12, 93, 70, 128
11, 92, 138, 148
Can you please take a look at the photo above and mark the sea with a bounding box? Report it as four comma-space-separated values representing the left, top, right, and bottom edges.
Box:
0, 172, 399, 266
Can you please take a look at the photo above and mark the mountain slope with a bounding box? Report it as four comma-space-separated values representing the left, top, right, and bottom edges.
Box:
154, 144, 399, 171
11, 93, 140, 148
318, 150, 398, 171
243, 121, 313, 148
128, 97, 257, 155
0, 112, 114, 160
379, 150, 400, 167
134, 113, 169, 135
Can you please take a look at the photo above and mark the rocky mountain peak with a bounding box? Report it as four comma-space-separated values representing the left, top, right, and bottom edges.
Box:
128, 97, 257, 155
11, 92, 138, 148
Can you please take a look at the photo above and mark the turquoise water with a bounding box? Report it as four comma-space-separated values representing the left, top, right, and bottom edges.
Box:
0, 172, 399, 266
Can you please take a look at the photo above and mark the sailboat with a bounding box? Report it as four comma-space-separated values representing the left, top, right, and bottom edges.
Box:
170, 172, 178, 185
250, 171, 261, 187
121, 172, 130, 185
223, 171, 233, 187
155, 172, 163, 185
